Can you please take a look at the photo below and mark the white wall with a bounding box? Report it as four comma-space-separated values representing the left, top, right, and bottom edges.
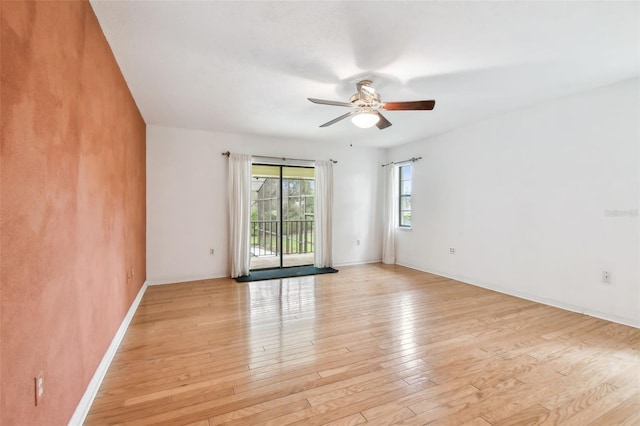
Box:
388, 78, 640, 327
147, 125, 384, 283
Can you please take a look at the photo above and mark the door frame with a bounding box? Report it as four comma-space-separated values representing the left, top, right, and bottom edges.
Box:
250, 163, 315, 271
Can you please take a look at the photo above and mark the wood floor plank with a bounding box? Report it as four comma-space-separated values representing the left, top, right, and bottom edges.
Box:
362, 407, 416, 425
459, 418, 492, 426
539, 382, 619, 425
259, 379, 436, 426
492, 404, 551, 426
321, 412, 368, 426
208, 398, 312, 426
84, 263, 640, 425
206, 358, 430, 425
554, 383, 640, 426
421, 378, 525, 425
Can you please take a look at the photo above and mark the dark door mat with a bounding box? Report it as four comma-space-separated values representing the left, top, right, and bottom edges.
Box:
236, 265, 338, 282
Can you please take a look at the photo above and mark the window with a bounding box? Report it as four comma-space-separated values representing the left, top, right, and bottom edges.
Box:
399, 164, 412, 227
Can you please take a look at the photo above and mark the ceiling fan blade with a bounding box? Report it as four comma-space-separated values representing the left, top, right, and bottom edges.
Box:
319, 111, 355, 127
382, 100, 436, 111
308, 98, 353, 107
376, 112, 392, 130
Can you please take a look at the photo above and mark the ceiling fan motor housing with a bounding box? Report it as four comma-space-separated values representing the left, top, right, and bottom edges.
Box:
351, 80, 380, 106
350, 91, 380, 105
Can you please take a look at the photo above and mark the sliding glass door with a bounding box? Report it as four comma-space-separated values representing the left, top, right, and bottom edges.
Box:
250, 164, 315, 270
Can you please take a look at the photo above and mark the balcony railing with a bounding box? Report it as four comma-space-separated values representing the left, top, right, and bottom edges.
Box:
250, 220, 314, 257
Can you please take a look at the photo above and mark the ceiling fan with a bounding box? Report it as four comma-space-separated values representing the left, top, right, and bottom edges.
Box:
308, 80, 435, 130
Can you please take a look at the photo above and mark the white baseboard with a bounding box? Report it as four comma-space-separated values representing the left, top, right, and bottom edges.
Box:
396, 262, 640, 329
68, 281, 149, 426
147, 273, 229, 286
333, 258, 382, 267
149, 263, 391, 284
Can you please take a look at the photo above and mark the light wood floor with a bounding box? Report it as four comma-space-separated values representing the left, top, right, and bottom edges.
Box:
85, 264, 640, 425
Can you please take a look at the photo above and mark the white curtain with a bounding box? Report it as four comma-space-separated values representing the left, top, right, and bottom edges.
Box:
382, 165, 398, 264
228, 153, 252, 278
314, 160, 333, 268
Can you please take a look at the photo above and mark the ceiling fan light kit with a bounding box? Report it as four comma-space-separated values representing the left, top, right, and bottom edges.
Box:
351, 110, 380, 128
308, 80, 435, 130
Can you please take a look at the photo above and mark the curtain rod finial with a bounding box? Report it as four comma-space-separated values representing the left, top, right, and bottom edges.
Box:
222, 151, 230, 157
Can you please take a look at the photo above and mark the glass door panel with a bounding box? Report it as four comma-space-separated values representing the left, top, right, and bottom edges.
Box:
282, 167, 315, 267
250, 165, 281, 270
250, 164, 315, 270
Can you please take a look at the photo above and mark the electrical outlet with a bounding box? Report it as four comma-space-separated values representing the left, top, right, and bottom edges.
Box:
34, 371, 44, 406
449, 247, 456, 254
356, 240, 360, 246
210, 248, 215, 255
602, 271, 611, 284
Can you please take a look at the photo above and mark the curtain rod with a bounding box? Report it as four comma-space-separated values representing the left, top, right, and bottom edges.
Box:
381, 156, 422, 167
222, 151, 337, 164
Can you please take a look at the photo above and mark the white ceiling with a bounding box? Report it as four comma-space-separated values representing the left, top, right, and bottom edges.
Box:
90, 1, 639, 148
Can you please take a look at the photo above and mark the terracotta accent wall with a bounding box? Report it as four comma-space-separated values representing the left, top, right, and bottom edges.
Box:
1, 1, 146, 424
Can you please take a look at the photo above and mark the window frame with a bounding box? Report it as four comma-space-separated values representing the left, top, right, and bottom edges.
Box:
398, 164, 412, 228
